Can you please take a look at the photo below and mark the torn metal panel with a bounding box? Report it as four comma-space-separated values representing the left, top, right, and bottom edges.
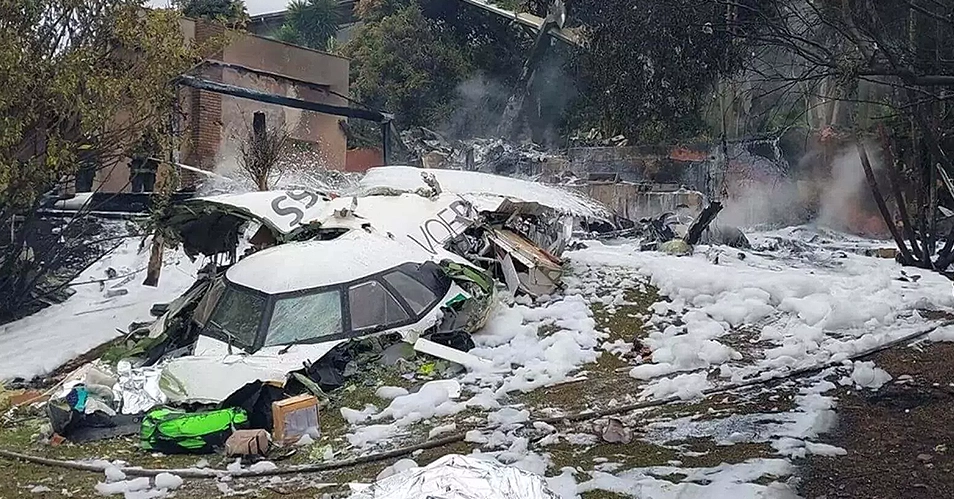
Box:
346, 193, 569, 281
352, 168, 621, 295
190, 190, 340, 234
145, 275, 214, 340
500, 253, 520, 295
494, 199, 571, 256
488, 229, 561, 268
162, 189, 362, 259
412, 338, 494, 371
160, 352, 335, 405
487, 228, 563, 297
330, 194, 479, 263
348, 175, 582, 296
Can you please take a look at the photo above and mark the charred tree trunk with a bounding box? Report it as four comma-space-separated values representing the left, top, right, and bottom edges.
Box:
252, 112, 268, 191
686, 202, 724, 245
934, 163, 954, 264
928, 150, 939, 258
915, 135, 931, 266
143, 234, 164, 287
878, 124, 920, 257
858, 141, 919, 266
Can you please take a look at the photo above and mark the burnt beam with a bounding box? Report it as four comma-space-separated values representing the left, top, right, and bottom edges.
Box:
176, 75, 391, 123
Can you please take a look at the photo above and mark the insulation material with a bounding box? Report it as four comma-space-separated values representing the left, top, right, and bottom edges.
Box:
348, 454, 559, 499
115, 365, 166, 415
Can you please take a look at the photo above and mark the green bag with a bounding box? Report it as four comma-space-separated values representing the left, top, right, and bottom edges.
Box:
141, 406, 248, 454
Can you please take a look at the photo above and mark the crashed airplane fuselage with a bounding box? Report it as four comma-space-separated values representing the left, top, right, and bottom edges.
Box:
351, 166, 623, 296
163, 167, 624, 297
107, 167, 624, 405
159, 229, 496, 403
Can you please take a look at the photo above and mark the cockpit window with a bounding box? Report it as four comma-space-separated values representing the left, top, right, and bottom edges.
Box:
265, 290, 343, 347
383, 270, 439, 316
205, 286, 266, 348
348, 280, 409, 331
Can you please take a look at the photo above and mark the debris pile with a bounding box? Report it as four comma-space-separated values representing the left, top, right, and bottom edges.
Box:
621, 201, 751, 254
400, 127, 554, 176
10, 166, 632, 472
0, 163, 783, 496
568, 127, 629, 147
9, 154, 954, 499
354, 166, 629, 296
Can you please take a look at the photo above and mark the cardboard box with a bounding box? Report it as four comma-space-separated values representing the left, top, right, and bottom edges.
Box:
225, 429, 270, 456
272, 394, 319, 445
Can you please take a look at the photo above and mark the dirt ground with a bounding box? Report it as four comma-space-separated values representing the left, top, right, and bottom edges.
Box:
799, 341, 954, 499
7, 272, 954, 499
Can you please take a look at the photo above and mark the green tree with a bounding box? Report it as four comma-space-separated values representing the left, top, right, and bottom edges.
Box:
274, 0, 342, 51
345, 3, 472, 128
568, 0, 744, 143
344, 0, 536, 133
179, 0, 249, 27
0, 0, 204, 321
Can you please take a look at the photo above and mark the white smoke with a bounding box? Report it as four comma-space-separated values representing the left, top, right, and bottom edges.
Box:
717, 143, 884, 233
719, 177, 803, 229
817, 144, 881, 231
441, 73, 511, 140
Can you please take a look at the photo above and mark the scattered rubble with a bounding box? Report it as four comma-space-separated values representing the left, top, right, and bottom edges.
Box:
399, 127, 553, 175
9, 157, 954, 499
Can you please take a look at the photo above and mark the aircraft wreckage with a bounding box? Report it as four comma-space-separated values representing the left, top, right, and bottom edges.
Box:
165, 166, 627, 297
90, 167, 628, 408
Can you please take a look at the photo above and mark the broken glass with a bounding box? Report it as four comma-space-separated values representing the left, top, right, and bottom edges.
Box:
265, 290, 343, 347
349, 280, 409, 331
205, 287, 266, 348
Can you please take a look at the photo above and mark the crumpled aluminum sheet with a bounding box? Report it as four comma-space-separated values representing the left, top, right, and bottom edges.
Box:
114, 363, 167, 414
347, 454, 559, 499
